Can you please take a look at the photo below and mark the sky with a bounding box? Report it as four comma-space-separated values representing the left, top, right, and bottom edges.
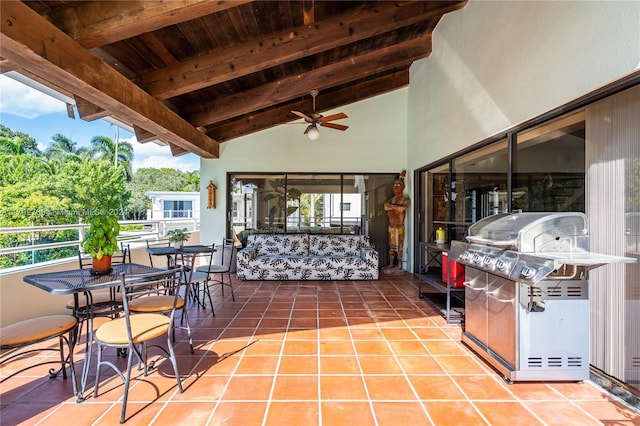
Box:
0, 74, 200, 172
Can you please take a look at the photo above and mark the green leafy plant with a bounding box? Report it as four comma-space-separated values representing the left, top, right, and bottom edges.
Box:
167, 228, 189, 245
81, 214, 120, 259
263, 180, 301, 227
77, 160, 128, 261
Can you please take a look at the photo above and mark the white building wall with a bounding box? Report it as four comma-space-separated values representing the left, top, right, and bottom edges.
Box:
146, 191, 200, 219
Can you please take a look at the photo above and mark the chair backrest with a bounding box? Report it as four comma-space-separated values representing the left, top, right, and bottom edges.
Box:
119, 242, 132, 263
119, 267, 185, 337
78, 249, 92, 269
112, 245, 130, 265
209, 238, 236, 269
145, 238, 171, 267
175, 244, 215, 283
78, 245, 130, 269
222, 238, 236, 267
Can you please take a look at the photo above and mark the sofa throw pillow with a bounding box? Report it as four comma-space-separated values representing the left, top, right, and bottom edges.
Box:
309, 235, 361, 256
252, 234, 309, 256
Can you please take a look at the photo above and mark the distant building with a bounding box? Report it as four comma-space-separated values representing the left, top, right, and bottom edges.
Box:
145, 191, 200, 219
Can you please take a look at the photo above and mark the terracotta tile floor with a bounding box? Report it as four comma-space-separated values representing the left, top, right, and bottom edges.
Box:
2, 274, 639, 425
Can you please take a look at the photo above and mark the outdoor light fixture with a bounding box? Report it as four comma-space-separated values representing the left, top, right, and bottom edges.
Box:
307, 125, 320, 141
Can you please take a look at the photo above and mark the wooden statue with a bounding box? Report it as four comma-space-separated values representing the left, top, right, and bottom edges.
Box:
384, 170, 409, 271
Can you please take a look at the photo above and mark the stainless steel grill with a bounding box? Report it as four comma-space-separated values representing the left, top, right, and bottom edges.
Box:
450, 212, 636, 382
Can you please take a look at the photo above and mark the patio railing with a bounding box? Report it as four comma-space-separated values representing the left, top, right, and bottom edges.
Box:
0, 218, 200, 270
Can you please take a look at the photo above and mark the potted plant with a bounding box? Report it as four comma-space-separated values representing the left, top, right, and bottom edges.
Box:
82, 214, 121, 271
76, 160, 130, 272
167, 228, 189, 248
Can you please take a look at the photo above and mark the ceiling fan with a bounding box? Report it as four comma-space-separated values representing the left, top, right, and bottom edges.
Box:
292, 89, 348, 140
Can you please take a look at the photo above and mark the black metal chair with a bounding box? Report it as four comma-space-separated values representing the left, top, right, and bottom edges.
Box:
68, 247, 131, 385
70, 247, 130, 338
93, 267, 185, 423
195, 238, 236, 303
145, 238, 171, 268
177, 246, 217, 315
0, 315, 78, 397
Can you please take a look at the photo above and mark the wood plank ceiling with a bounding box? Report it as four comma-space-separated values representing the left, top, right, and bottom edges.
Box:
1, 1, 467, 159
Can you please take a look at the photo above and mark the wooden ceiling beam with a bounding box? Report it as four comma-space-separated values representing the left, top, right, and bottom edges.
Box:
40, 0, 252, 49
169, 144, 189, 157
208, 70, 410, 142
186, 35, 430, 126
0, 58, 18, 73
1, 1, 218, 158
138, 1, 463, 100
133, 126, 157, 144
74, 96, 109, 121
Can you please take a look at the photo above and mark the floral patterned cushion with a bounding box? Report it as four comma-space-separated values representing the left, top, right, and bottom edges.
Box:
248, 234, 308, 256
309, 235, 364, 256
237, 233, 378, 281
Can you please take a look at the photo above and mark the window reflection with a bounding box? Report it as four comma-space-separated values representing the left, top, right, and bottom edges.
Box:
513, 112, 585, 212
229, 173, 395, 249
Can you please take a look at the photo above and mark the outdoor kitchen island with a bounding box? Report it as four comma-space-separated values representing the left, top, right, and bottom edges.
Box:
449, 212, 637, 383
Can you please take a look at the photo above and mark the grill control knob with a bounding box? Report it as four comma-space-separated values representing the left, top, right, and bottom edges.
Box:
460, 251, 472, 262
495, 259, 507, 270
472, 253, 483, 264
521, 266, 536, 279
483, 256, 494, 267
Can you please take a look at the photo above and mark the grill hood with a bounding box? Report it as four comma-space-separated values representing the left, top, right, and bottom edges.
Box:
449, 212, 636, 285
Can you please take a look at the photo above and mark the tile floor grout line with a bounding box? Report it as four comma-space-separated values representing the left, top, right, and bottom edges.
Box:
388, 275, 496, 425
374, 276, 437, 426
259, 281, 296, 426
4, 275, 640, 425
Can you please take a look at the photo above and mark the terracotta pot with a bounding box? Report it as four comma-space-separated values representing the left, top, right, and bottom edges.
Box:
92, 255, 112, 272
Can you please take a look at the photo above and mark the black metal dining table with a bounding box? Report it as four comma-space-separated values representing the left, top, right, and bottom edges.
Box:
145, 244, 213, 267
23, 262, 162, 401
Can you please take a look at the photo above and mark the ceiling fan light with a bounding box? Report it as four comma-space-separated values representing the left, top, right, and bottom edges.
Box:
307, 126, 320, 140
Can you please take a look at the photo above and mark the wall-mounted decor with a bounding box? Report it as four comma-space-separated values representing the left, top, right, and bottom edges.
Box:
207, 180, 217, 209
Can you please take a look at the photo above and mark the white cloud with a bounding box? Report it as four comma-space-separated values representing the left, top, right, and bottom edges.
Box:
133, 154, 199, 172
129, 138, 200, 172
0, 76, 65, 119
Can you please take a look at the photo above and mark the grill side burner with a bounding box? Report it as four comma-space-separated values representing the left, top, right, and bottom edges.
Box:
449, 212, 636, 382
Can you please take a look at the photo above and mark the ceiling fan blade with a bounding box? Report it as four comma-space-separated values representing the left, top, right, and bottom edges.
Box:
292, 110, 314, 122
319, 112, 348, 122
321, 122, 348, 131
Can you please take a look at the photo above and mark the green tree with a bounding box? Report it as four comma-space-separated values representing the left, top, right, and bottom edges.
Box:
0, 125, 40, 155
0, 154, 52, 187
87, 135, 134, 181
46, 133, 87, 161
70, 160, 130, 218
184, 170, 201, 191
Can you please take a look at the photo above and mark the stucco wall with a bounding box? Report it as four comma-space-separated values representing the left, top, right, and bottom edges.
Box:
407, 0, 640, 170
199, 89, 409, 246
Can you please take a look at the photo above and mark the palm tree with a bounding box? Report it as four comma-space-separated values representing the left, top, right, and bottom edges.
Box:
87, 135, 134, 181
45, 134, 87, 163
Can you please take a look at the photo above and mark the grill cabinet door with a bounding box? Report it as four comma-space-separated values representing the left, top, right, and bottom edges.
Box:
464, 267, 488, 347
487, 273, 517, 368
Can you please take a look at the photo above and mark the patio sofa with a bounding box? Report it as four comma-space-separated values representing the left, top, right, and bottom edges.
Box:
236, 234, 379, 280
